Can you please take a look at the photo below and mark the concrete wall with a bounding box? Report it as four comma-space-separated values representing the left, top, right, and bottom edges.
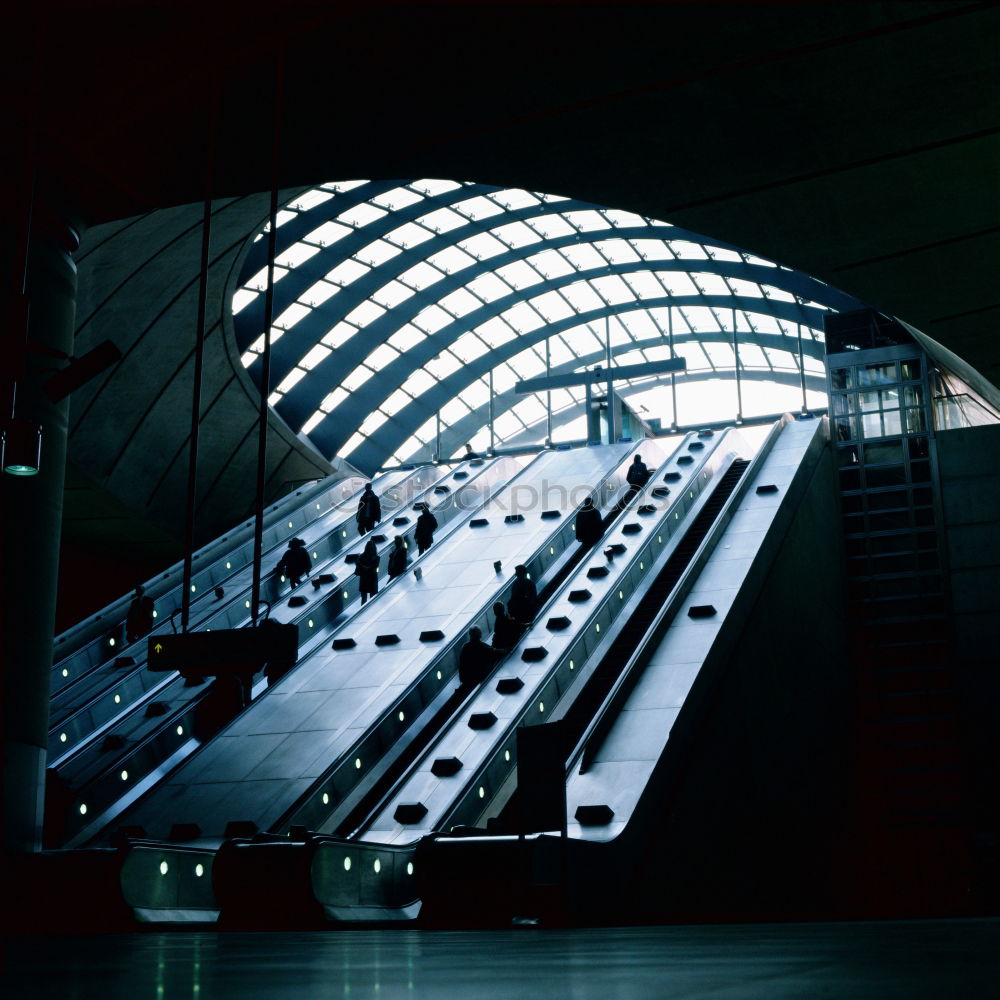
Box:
935, 424, 1000, 851
629, 440, 852, 921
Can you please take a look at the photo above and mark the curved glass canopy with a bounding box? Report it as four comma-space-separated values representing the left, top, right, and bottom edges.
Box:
232, 179, 865, 473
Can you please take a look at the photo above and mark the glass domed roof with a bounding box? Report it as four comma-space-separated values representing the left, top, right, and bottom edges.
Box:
232, 179, 864, 473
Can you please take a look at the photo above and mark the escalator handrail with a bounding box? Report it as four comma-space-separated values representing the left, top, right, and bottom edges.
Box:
572, 414, 793, 774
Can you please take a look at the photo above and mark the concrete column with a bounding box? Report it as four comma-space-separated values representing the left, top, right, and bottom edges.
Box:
1, 196, 79, 853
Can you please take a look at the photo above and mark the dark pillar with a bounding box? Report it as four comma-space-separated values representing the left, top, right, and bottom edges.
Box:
1, 196, 79, 853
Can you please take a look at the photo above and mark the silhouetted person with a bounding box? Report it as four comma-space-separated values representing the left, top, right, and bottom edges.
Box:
459, 626, 495, 686
388, 535, 409, 579
464, 443, 478, 459
356, 483, 381, 535
575, 496, 604, 547
276, 537, 311, 587
626, 454, 650, 490
355, 539, 380, 604
414, 506, 438, 555
491, 601, 521, 652
125, 585, 155, 643
508, 564, 537, 625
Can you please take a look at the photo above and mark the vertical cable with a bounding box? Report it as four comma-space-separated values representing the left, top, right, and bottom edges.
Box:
669, 306, 678, 430
605, 314, 614, 443
181, 93, 217, 633
545, 336, 552, 445
733, 305, 742, 422
488, 368, 495, 454
250, 51, 284, 625
797, 319, 808, 412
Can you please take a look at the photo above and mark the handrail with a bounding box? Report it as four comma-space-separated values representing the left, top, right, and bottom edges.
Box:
571, 415, 793, 775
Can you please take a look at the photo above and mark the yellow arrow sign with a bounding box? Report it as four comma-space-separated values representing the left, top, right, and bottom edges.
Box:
154, 643, 164, 654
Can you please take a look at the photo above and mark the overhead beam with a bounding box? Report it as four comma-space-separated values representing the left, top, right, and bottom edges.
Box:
514, 357, 687, 394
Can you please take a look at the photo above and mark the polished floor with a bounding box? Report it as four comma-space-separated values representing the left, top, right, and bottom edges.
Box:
4, 919, 999, 999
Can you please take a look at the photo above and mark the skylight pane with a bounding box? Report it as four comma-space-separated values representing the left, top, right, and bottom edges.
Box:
301, 411, 325, 435
399, 260, 443, 291
593, 239, 640, 265
418, 207, 467, 234
326, 259, 370, 286
382, 388, 412, 416
439, 288, 481, 318
466, 272, 512, 304
562, 210, 608, 233
358, 410, 389, 436
690, 272, 731, 296
402, 368, 435, 397
728, 278, 764, 298
387, 323, 426, 351
491, 221, 542, 250
342, 366, 374, 392
345, 300, 386, 327
427, 245, 476, 274
288, 189, 335, 212
669, 240, 709, 260
527, 215, 576, 239
426, 351, 463, 380
371, 280, 416, 309
459, 378, 491, 410
630, 240, 674, 261
275, 243, 320, 269
340, 431, 367, 456
300, 344, 332, 370
561, 244, 605, 271
452, 334, 489, 363
603, 209, 648, 229
232, 288, 258, 314
275, 302, 310, 330
655, 272, 699, 296
303, 220, 352, 247
323, 180, 368, 193
277, 368, 307, 393
385, 222, 435, 248
371, 186, 424, 210
525, 248, 575, 279
367, 343, 399, 369
530, 290, 575, 323
321, 387, 349, 411
590, 274, 635, 306
458, 232, 508, 260
452, 195, 504, 221
621, 272, 664, 300
495, 259, 542, 290
355, 239, 402, 267
338, 203, 388, 228
476, 316, 517, 347
321, 321, 357, 349
560, 281, 605, 312
300, 281, 339, 308
411, 179, 462, 196
412, 304, 452, 333
502, 301, 544, 333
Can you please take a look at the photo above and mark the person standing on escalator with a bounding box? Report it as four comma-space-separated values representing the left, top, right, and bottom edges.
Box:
355, 538, 380, 604
356, 482, 381, 535
414, 504, 438, 555
574, 495, 604, 547
508, 564, 538, 625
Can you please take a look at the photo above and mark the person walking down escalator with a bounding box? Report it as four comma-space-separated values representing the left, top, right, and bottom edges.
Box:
276, 537, 312, 588
355, 538, 380, 604
356, 482, 381, 535
622, 453, 651, 508
388, 535, 409, 580
491, 601, 522, 653
574, 495, 604, 548
508, 564, 538, 626
414, 504, 438, 555
458, 626, 496, 687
